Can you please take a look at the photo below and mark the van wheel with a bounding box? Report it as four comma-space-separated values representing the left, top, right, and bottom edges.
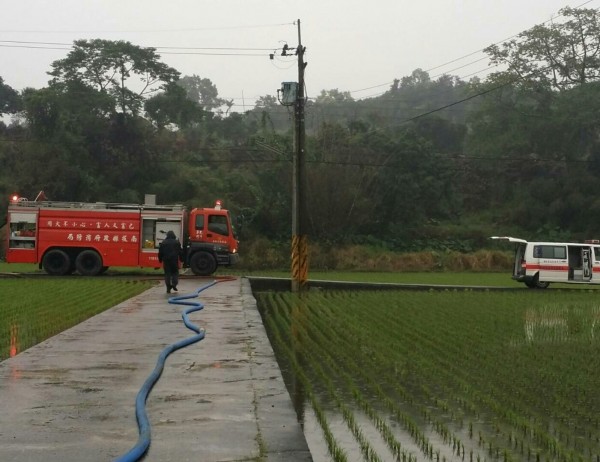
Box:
43, 249, 71, 276
75, 250, 103, 276
525, 274, 549, 289
190, 251, 217, 276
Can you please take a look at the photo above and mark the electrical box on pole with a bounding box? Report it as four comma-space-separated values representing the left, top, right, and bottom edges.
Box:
281, 82, 298, 105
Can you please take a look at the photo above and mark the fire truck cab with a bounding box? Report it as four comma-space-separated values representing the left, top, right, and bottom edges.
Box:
5, 194, 239, 276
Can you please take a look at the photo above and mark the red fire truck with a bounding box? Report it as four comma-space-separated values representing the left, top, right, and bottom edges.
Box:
5, 193, 239, 276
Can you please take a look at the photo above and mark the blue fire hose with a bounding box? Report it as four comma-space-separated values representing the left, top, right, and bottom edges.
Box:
114, 280, 217, 462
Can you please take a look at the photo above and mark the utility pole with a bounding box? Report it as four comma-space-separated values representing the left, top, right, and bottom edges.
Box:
274, 20, 308, 293
291, 19, 308, 293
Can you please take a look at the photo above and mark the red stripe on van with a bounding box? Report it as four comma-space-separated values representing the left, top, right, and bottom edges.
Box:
526, 264, 569, 271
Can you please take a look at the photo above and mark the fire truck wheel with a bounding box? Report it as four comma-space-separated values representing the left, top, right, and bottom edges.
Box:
75, 250, 104, 276
42, 249, 71, 276
190, 251, 217, 276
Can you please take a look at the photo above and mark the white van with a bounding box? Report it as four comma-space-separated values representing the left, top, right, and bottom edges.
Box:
491, 236, 600, 288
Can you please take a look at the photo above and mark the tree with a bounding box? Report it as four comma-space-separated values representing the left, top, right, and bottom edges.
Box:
466, 7, 600, 235
304, 121, 396, 240
0, 77, 20, 115
177, 75, 229, 113
314, 89, 354, 104
246, 95, 290, 134
254, 95, 278, 109
372, 128, 458, 240
400, 68, 431, 88
49, 39, 180, 115
485, 7, 600, 91
145, 83, 205, 129
20, 83, 114, 142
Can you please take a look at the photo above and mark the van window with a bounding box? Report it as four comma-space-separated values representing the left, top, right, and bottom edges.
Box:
594, 247, 600, 262
533, 245, 566, 259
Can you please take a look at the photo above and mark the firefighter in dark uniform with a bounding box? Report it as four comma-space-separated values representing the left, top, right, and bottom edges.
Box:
158, 230, 183, 294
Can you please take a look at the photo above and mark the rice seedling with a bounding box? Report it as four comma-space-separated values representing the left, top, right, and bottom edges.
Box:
257, 289, 600, 462
0, 279, 153, 361
261, 298, 349, 462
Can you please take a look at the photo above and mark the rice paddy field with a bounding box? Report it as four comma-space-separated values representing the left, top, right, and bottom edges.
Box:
256, 289, 600, 462
0, 279, 154, 361
2, 263, 600, 461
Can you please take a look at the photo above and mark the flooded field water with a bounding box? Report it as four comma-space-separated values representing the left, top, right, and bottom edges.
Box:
257, 289, 600, 462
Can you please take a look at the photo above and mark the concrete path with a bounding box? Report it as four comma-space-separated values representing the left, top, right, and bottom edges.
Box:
0, 277, 312, 462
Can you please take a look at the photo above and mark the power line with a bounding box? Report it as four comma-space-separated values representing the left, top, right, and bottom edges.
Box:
154, 51, 268, 56
0, 22, 295, 34
0, 44, 70, 51
0, 41, 271, 57
141, 155, 600, 168
350, 0, 599, 98
1, 135, 595, 167
304, 43, 600, 142
429, 56, 490, 80
3, 16, 598, 127
3, 3, 596, 101
0, 40, 274, 51
0, 40, 72, 46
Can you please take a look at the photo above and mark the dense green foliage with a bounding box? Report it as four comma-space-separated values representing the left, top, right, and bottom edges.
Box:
2, 7, 600, 257
258, 289, 600, 461
0, 279, 154, 361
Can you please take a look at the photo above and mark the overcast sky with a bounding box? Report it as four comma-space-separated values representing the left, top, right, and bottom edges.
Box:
1, 0, 595, 111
